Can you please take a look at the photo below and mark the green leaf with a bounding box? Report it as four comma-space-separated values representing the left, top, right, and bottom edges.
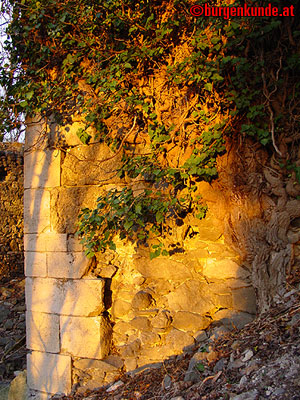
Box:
109, 242, 116, 250
25, 91, 34, 100
196, 363, 205, 372
124, 220, 133, 231
76, 128, 91, 144
155, 211, 164, 223
204, 83, 212, 91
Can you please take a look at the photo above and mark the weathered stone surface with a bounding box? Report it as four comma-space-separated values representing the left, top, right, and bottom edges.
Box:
213, 309, 255, 330
118, 339, 141, 358
135, 258, 193, 281
165, 329, 195, 354
25, 118, 49, 151
27, 352, 71, 394
24, 150, 60, 189
172, 311, 211, 332
124, 358, 137, 371
24, 233, 67, 252
207, 281, 232, 295
193, 215, 223, 241
26, 278, 105, 316
205, 243, 237, 257
61, 316, 111, 359
25, 252, 47, 277
73, 358, 117, 373
8, 370, 28, 400
47, 252, 89, 279
24, 189, 51, 234
113, 321, 135, 335
50, 186, 104, 233
138, 345, 174, 361
26, 312, 60, 353
233, 287, 257, 314
130, 317, 151, 331
61, 143, 122, 186
167, 280, 214, 314
140, 331, 160, 345
203, 259, 249, 281
151, 310, 171, 330
193, 330, 208, 342
132, 291, 154, 310
67, 235, 84, 252
77, 379, 104, 394
111, 300, 132, 319
97, 265, 117, 278
213, 293, 233, 309
104, 355, 124, 369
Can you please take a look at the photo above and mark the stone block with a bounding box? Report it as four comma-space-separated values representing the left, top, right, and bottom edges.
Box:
193, 215, 223, 241
24, 189, 51, 233
130, 317, 151, 331
8, 370, 27, 400
67, 235, 84, 252
24, 233, 67, 252
24, 150, 60, 189
26, 278, 105, 316
25, 117, 48, 151
47, 252, 89, 279
111, 299, 132, 319
172, 311, 211, 332
132, 291, 154, 310
61, 316, 111, 358
50, 186, 104, 233
203, 259, 249, 281
214, 293, 233, 309
25, 252, 47, 277
165, 329, 195, 354
27, 352, 71, 395
167, 280, 215, 314
135, 258, 193, 281
73, 358, 118, 373
61, 143, 122, 186
232, 287, 256, 314
26, 311, 59, 353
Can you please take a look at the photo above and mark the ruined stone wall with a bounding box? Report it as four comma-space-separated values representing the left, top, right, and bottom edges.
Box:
25, 119, 256, 399
0, 142, 24, 282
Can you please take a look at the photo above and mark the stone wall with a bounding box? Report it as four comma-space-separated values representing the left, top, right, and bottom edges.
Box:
25, 119, 256, 399
0, 143, 24, 282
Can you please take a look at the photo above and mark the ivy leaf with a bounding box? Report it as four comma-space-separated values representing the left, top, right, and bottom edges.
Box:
204, 83, 212, 91
155, 211, 164, 223
76, 128, 91, 144
25, 91, 34, 100
124, 220, 133, 231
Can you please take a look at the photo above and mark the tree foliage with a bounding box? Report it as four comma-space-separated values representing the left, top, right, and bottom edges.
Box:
1, 0, 300, 256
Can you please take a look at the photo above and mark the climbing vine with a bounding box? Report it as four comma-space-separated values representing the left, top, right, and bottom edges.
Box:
1, 0, 299, 257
